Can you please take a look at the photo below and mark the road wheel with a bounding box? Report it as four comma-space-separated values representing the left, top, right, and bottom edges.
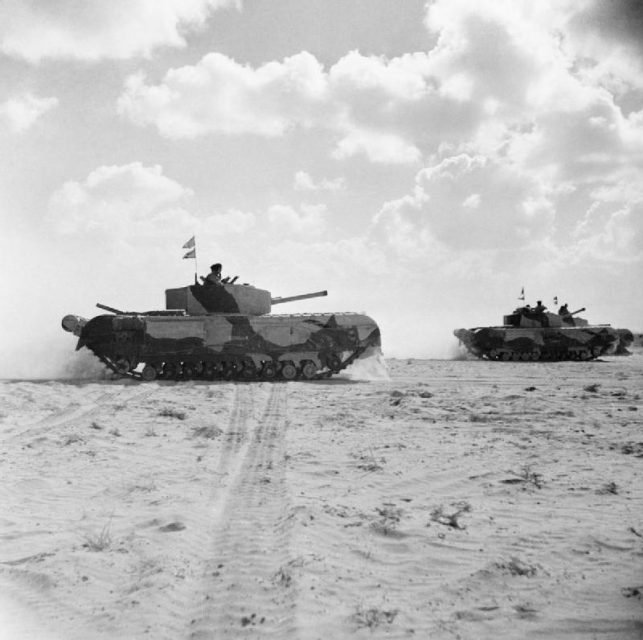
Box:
141, 364, 157, 381
280, 362, 298, 380
115, 358, 131, 375
301, 360, 317, 380
261, 362, 277, 379
162, 363, 177, 379
241, 359, 257, 379
182, 363, 195, 380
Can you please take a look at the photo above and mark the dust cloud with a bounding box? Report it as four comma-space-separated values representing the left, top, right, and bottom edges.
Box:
0, 339, 108, 381
342, 348, 390, 381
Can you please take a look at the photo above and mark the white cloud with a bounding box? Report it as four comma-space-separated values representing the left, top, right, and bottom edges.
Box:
375, 153, 554, 253
118, 52, 327, 138
47, 162, 193, 236
267, 203, 326, 235
0, 0, 238, 63
332, 125, 421, 164
293, 171, 344, 192
0, 93, 58, 133
201, 208, 255, 235
116, 50, 453, 163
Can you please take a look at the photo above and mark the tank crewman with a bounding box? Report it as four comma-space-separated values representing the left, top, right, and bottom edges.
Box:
534, 300, 547, 313
559, 303, 574, 324
200, 263, 223, 286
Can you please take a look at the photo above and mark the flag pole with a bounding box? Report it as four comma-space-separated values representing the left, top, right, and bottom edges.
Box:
194, 234, 198, 282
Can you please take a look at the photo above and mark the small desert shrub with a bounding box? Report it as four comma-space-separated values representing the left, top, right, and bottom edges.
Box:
496, 557, 537, 577
356, 448, 384, 472
518, 466, 543, 489
503, 466, 543, 489
370, 505, 404, 536
83, 521, 113, 551
158, 407, 186, 420
63, 434, 85, 446
469, 413, 494, 423
584, 383, 600, 393
272, 566, 293, 588
430, 502, 472, 529
191, 426, 222, 439
596, 481, 618, 495
353, 606, 398, 629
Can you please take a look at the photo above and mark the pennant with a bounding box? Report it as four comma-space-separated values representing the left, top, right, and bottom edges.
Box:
182, 236, 195, 249
553, 296, 558, 306
518, 287, 525, 301
183, 249, 196, 259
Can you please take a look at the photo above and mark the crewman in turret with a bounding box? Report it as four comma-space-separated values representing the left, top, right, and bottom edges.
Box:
201, 263, 223, 286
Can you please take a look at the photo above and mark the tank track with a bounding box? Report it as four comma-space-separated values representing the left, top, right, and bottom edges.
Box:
473, 346, 604, 361
97, 346, 370, 382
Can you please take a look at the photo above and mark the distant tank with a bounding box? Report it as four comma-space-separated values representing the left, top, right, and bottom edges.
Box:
454, 305, 619, 361
62, 280, 381, 381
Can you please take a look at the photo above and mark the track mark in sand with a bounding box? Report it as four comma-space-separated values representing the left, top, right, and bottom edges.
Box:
4, 385, 156, 443
188, 384, 296, 639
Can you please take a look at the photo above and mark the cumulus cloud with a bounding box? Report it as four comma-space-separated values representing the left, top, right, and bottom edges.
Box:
357, 0, 643, 276
565, 0, 643, 92
118, 52, 328, 138
47, 162, 194, 236
267, 203, 327, 235
117, 49, 454, 163
0, 93, 58, 133
374, 153, 554, 254
0, 0, 238, 62
202, 208, 255, 235
115, 1, 643, 171
294, 171, 344, 192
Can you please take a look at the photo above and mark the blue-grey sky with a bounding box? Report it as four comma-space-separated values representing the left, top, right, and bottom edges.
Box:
1, 0, 641, 367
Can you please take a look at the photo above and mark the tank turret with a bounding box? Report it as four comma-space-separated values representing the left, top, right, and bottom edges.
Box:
454, 303, 618, 361
164, 283, 328, 315
62, 278, 380, 381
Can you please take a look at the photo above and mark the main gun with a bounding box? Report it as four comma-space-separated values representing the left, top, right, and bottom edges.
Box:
271, 290, 328, 306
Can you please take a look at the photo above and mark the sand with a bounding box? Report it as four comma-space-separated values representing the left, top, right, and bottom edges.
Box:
0, 354, 642, 639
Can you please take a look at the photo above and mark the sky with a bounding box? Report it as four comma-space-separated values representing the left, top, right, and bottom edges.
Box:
1, 0, 642, 372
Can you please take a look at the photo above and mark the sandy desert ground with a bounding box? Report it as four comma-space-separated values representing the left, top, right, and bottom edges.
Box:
1, 353, 642, 639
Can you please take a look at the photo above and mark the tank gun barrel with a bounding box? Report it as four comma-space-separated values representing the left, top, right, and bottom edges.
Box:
569, 307, 586, 316
97, 303, 125, 315
271, 290, 328, 306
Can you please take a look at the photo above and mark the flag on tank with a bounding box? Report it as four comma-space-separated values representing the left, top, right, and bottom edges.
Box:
182, 236, 195, 249
518, 287, 525, 301
183, 248, 196, 259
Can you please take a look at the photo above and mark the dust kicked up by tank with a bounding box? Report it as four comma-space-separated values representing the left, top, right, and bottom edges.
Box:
62, 263, 381, 381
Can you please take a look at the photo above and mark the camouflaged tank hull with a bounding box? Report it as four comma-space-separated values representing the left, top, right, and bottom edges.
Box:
75, 311, 381, 381
454, 325, 619, 361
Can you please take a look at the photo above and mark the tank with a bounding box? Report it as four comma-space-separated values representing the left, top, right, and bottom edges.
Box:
62, 280, 381, 381
454, 305, 619, 361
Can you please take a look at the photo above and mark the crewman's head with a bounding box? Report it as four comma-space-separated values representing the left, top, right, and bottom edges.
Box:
211, 263, 221, 272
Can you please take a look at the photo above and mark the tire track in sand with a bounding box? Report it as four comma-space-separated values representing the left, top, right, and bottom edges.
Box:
187, 383, 296, 640
3, 384, 155, 444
